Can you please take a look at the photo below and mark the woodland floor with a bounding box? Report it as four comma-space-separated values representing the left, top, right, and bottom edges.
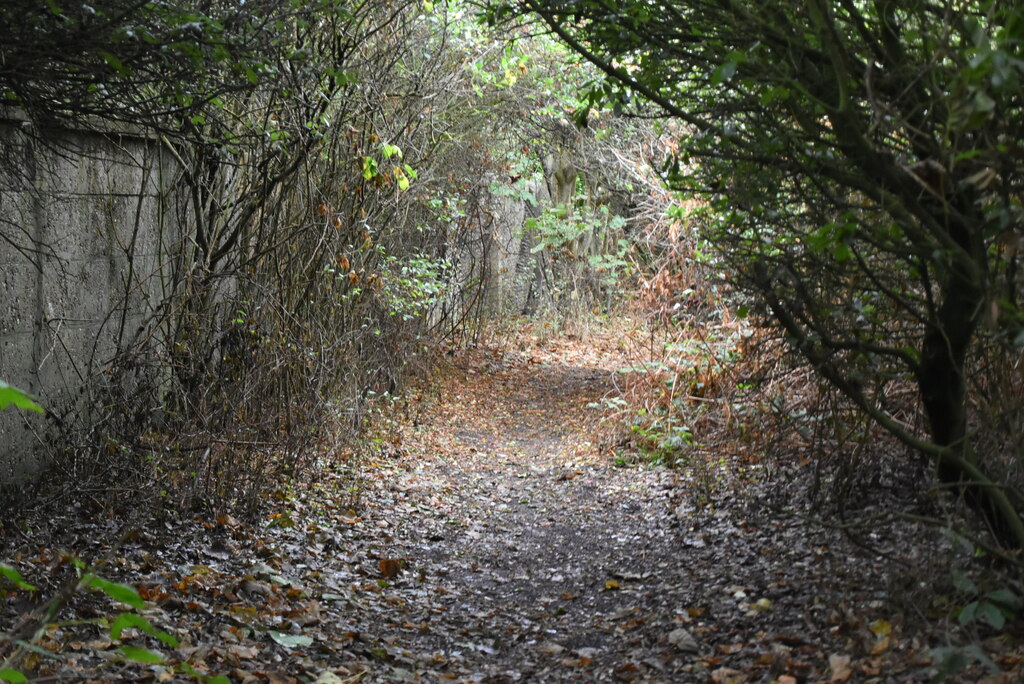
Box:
2, 322, 1023, 683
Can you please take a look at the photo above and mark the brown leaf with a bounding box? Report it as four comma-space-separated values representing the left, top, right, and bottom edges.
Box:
829, 653, 853, 682
240, 579, 273, 598
613, 662, 640, 682
378, 558, 404, 578
227, 644, 259, 660
710, 667, 747, 683
870, 636, 891, 655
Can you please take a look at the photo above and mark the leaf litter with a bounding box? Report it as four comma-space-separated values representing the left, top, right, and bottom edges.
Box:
2, 320, 1022, 682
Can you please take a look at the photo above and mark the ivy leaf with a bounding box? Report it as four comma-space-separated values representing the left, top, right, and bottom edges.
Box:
952, 570, 978, 594
958, 600, 980, 625
977, 601, 1006, 629
973, 90, 996, 113
985, 588, 1021, 610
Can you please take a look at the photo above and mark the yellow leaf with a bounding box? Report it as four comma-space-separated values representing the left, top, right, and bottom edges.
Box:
868, 619, 892, 637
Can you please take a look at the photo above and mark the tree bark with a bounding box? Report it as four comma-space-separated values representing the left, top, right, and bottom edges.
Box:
917, 240, 1024, 547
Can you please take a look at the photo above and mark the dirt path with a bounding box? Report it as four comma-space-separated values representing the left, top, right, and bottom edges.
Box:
339, 331, 977, 683
361, 335, 689, 681
5, 326, 1007, 683
341, 332, 866, 683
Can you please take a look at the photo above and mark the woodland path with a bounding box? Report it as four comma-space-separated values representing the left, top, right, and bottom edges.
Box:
333, 326, 905, 683
360, 329, 691, 681
2, 324, 974, 683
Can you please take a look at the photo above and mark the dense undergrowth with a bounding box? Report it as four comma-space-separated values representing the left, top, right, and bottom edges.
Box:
0, 0, 659, 520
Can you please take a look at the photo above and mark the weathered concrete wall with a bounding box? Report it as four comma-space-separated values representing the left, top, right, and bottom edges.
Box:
0, 119, 181, 481
0, 122, 546, 484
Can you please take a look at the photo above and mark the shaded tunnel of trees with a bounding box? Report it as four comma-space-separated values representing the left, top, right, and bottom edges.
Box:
2, 0, 1024, 681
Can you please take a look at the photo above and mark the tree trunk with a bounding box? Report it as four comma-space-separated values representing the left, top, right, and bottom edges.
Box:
918, 258, 1024, 547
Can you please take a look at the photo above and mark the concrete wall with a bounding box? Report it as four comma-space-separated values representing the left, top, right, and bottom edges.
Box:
0, 119, 181, 481
0, 119, 537, 484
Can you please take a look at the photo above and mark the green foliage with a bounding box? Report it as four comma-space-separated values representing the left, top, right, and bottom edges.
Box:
930, 644, 1000, 683
627, 410, 693, 466
928, 566, 1013, 682
0, 382, 43, 414
116, 645, 166, 664
110, 613, 179, 647
0, 563, 37, 591
952, 572, 1021, 631
0, 562, 222, 681
587, 242, 630, 288
80, 572, 146, 610
383, 253, 450, 320
526, 204, 630, 300
492, 0, 1024, 545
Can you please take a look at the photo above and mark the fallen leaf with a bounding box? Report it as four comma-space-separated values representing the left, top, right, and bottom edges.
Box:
613, 662, 640, 681
263, 673, 299, 684
379, 558, 403, 578
870, 636, 891, 655
668, 628, 699, 653
227, 644, 259, 660
710, 666, 746, 683
268, 631, 314, 649
869, 619, 892, 637
829, 653, 853, 682
537, 642, 565, 656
